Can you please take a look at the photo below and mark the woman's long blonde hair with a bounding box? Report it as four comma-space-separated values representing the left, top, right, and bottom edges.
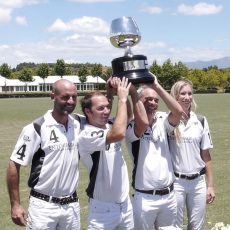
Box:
170, 79, 197, 144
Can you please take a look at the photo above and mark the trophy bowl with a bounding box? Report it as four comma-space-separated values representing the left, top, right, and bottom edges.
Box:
110, 16, 154, 84
110, 17, 141, 51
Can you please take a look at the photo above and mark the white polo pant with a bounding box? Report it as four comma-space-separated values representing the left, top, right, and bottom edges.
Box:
87, 197, 134, 230
26, 196, 80, 230
132, 190, 177, 230
174, 175, 207, 230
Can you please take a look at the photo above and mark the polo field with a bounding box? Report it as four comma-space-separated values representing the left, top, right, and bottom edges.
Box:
0, 93, 229, 230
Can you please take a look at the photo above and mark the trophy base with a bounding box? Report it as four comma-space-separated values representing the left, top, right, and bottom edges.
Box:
111, 55, 155, 84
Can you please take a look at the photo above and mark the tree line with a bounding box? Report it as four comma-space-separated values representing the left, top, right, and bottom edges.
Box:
1, 59, 230, 91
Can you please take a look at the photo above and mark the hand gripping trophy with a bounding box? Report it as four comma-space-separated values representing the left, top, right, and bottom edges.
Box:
110, 16, 155, 84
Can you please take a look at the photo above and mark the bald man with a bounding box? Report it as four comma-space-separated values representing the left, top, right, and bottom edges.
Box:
7, 79, 84, 230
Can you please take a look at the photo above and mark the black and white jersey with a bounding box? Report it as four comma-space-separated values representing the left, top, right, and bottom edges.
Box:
126, 112, 175, 190
78, 119, 129, 203
168, 111, 213, 174
10, 110, 83, 197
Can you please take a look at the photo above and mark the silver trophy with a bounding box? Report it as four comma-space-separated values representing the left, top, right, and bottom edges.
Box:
110, 16, 154, 84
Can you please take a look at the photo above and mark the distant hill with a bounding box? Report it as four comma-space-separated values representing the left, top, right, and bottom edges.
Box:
184, 57, 230, 69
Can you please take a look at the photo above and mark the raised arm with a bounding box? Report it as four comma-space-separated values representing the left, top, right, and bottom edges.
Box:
107, 77, 134, 124
152, 77, 183, 126
6, 160, 27, 226
129, 84, 148, 137
106, 77, 131, 144
106, 77, 117, 110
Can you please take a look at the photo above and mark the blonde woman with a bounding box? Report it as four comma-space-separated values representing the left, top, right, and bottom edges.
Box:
169, 80, 215, 230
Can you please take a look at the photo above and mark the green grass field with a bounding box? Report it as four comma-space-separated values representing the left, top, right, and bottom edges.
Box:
0, 94, 229, 230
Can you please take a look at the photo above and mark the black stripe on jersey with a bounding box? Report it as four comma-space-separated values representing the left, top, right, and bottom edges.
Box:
86, 151, 100, 198
131, 140, 140, 189
72, 113, 86, 130
28, 116, 45, 188
33, 116, 45, 136
197, 114, 204, 129
28, 147, 45, 188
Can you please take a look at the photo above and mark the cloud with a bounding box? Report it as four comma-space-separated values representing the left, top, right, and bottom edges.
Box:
140, 6, 163, 15
0, 33, 115, 67
1, 38, 229, 68
69, 0, 124, 3
166, 46, 225, 63
0, 8, 12, 24
215, 37, 230, 44
47, 18, 69, 32
0, 0, 44, 9
177, 2, 223, 16
0, 0, 44, 24
0, 28, 229, 68
48, 16, 109, 34
15, 16, 28, 26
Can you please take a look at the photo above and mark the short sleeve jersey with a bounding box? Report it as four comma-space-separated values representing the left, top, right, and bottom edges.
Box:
126, 112, 175, 190
10, 110, 84, 197
78, 119, 129, 203
168, 111, 213, 174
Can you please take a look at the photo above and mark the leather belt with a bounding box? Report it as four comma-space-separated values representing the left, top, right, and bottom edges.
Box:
30, 190, 78, 205
135, 183, 174, 196
174, 167, 206, 180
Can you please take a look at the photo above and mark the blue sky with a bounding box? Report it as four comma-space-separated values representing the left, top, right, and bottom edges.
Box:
0, 0, 229, 68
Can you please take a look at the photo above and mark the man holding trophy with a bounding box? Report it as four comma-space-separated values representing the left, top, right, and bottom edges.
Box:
110, 17, 182, 230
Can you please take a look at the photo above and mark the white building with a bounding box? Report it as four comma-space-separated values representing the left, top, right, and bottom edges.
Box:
0, 75, 106, 93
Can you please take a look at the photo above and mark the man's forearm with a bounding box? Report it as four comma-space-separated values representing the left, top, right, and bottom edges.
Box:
7, 161, 21, 207
130, 89, 148, 137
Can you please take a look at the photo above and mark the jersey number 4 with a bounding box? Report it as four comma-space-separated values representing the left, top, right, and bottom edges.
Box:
16, 144, 26, 161
50, 130, 59, 143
